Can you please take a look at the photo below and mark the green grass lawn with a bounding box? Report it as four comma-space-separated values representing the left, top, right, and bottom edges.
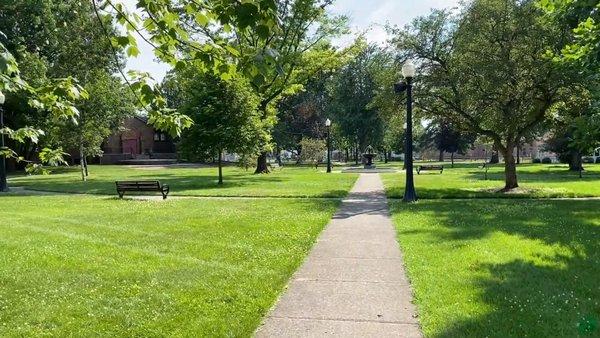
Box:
0, 195, 340, 336
381, 162, 600, 199
389, 199, 600, 337
8, 165, 358, 198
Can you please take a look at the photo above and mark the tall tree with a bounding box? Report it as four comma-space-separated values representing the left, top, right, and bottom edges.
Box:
99, 0, 346, 172
328, 43, 386, 162
0, 39, 86, 185
544, 86, 600, 175
392, 2, 578, 191
274, 71, 332, 162
1, 0, 139, 179
229, 0, 348, 173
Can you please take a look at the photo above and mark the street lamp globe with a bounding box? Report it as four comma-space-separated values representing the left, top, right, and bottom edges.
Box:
402, 60, 416, 79
0, 91, 5, 105
325, 118, 331, 127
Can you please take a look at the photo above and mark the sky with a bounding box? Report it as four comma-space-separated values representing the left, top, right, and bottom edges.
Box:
125, 0, 461, 82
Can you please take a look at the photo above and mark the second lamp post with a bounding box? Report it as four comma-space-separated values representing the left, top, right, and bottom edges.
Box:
394, 60, 417, 202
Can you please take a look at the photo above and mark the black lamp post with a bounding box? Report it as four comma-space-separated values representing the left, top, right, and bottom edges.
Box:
394, 60, 417, 202
0, 91, 8, 192
325, 118, 332, 173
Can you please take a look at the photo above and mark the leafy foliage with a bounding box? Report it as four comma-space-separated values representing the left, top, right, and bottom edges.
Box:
0, 38, 87, 169
391, 0, 581, 190
299, 138, 325, 166
164, 68, 267, 182
539, 0, 600, 70
328, 43, 386, 153
47, 71, 136, 161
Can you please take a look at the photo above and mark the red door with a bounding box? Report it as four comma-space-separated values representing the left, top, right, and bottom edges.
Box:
122, 139, 139, 155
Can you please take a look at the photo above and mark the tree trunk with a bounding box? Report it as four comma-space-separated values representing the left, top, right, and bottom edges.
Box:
384, 150, 388, 163
218, 150, 223, 185
438, 150, 444, 162
276, 146, 283, 166
83, 156, 89, 177
345, 148, 349, 163
255, 152, 270, 174
568, 150, 583, 172
451, 152, 455, 168
490, 150, 499, 164
516, 144, 521, 164
501, 147, 518, 191
79, 144, 86, 182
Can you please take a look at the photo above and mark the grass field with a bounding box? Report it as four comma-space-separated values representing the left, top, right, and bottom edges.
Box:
0, 195, 340, 336
8, 165, 358, 198
381, 162, 600, 199
4, 162, 600, 336
389, 199, 600, 337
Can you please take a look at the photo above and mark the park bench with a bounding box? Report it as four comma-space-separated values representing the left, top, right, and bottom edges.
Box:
268, 162, 283, 171
115, 180, 170, 199
416, 165, 444, 175
478, 163, 490, 180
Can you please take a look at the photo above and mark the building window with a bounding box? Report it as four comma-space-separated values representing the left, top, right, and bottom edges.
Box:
154, 132, 160, 141
160, 133, 166, 141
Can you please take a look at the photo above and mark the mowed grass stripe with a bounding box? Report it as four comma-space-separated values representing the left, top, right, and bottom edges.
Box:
4, 210, 310, 259
0, 195, 340, 336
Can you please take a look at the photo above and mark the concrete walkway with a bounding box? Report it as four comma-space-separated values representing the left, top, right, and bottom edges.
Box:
255, 173, 422, 337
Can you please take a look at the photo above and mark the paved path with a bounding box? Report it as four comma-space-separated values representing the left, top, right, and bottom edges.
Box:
255, 173, 422, 337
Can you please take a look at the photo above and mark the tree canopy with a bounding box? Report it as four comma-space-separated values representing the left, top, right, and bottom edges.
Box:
391, 0, 583, 190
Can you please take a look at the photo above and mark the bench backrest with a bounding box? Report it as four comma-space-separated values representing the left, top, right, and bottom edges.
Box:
116, 181, 161, 190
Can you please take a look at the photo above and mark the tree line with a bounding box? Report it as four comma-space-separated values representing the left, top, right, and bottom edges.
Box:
1, 0, 599, 191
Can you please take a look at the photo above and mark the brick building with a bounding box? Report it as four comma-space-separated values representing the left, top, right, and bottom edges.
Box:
100, 116, 177, 164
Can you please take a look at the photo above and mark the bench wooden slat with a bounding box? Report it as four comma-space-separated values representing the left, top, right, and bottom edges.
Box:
416, 165, 444, 175
116, 180, 169, 199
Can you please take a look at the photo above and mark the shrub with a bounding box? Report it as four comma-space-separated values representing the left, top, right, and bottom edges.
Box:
596, 157, 600, 164
299, 138, 326, 168
582, 156, 595, 164
532, 158, 541, 164
238, 153, 258, 171
541, 157, 552, 164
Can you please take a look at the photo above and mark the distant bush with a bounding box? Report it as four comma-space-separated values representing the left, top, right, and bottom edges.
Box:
582, 156, 595, 164
238, 153, 258, 171
596, 157, 600, 164
541, 157, 552, 164
532, 158, 541, 164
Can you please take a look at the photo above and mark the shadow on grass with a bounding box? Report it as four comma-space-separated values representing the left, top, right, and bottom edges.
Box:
394, 200, 600, 337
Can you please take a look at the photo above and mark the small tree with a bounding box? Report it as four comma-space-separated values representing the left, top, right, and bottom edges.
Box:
171, 71, 267, 184
380, 114, 405, 163
299, 138, 326, 169
424, 119, 475, 167
48, 71, 135, 181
